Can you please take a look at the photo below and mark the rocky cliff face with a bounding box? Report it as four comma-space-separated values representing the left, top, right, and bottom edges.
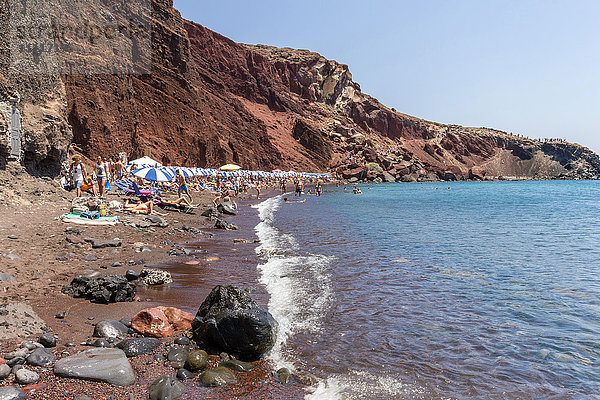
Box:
1, 0, 598, 181
0, 0, 71, 176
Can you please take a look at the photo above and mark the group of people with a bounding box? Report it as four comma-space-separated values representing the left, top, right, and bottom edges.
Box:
66, 153, 330, 215
69, 155, 114, 198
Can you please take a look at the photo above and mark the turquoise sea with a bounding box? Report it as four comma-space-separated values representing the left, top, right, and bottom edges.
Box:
254, 181, 600, 399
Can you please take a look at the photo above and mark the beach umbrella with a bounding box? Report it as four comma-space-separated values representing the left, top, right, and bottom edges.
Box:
132, 167, 174, 182
220, 164, 241, 171
173, 167, 194, 178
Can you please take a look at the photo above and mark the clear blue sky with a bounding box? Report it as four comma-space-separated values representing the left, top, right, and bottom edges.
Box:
174, 0, 600, 153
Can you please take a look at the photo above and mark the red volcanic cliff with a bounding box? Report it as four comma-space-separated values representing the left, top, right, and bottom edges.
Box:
57, 0, 600, 180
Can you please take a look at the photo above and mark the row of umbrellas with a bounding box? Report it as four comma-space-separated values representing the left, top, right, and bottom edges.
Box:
130, 164, 330, 182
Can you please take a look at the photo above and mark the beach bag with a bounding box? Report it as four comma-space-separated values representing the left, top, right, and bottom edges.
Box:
98, 204, 107, 217
80, 211, 100, 220
71, 207, 88, 216
105, 181, 111, 191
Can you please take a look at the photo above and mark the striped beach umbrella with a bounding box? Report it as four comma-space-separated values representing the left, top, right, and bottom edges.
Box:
132, 167, 174, 182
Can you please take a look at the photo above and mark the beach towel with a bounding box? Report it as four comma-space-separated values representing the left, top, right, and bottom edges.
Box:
60, 214, 119, 226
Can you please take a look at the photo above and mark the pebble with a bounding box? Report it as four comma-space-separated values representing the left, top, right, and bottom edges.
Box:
116, 338, 161, 357
0, 273, 16, 282
0, 386, 26, 399
176, 368, 194, 381
219, 359, 254, 372
276, 367, 293, 384
38, 332, 57, 348
6, 357, 26, 367
5, 254, 19, 261
82, 254, 98, 262
93, 320, 128, 339
198, 367, 237, 387
184, 350, 208, 372
119, 318, 132, 328
174, 337, 190, 346
125, 270, 139, 281
153, 354, 165, 362
0, 364, 10, 379
93, 339, 110, 348
20, 341, 39, 351
149, 376, 185, 400
7, 235, 18, 240
65, 342, 76, 348
55, 312, 66, 319
112, 261, 123, 268
167, 346, 188, 363
15, 368, 39, 384
5, 348, 29, 360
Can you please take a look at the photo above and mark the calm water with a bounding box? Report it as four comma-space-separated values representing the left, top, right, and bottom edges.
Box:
254, 181, 600, 399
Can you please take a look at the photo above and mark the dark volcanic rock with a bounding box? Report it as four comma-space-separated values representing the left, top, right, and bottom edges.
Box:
90, 239, 122, 249
201, 207, 221, 220
62, 275, 136, 304
26, 348, 56, 367
191, 285, 276, 359
125, 270, 139, 281
214, 219, 238, 231
176, 368, 194, 381
38, 332, 57, 348
217, 202, 238, 216
116, 338, 161, 357
167, 346, 188, 363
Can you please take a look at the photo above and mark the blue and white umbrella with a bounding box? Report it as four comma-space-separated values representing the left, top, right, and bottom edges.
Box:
132, 167, 174, 182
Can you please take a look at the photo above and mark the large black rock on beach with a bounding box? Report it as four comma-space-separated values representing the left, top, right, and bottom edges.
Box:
192, 285, 276, 359
62, 275, 136, 304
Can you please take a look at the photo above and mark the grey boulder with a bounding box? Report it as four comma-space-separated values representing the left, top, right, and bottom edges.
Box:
149, 376, 185, 400
15, 368, 39, 384
54, 348, 135, 386
93, 319, 128, 339
26, 347, 56, 367
0, 386, 26, 400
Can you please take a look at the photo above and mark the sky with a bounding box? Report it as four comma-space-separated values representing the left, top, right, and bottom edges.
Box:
173, 0, 600, 153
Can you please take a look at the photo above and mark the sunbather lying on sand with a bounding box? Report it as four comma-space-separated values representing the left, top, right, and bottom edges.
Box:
160, 197, 199, 208
123, 200, 168, 216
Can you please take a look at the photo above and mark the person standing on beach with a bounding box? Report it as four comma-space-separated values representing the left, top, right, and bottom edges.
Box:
177, 170, 193, 203
70, 155, 87, 198
95, 156, 108, 198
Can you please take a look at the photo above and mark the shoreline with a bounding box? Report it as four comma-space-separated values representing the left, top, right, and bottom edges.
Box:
0, 176, 306, 399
